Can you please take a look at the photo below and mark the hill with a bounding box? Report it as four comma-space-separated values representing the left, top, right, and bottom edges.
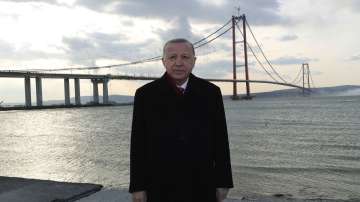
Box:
232, 85, 360, 99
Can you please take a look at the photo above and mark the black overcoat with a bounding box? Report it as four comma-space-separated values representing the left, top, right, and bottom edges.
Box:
129, 73, 233, 202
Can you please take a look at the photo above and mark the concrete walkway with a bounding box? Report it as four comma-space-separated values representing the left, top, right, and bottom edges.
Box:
0, 177, 353, 202
78, 188, 353, 202
77, 189, 242, 202
0, 176, 102, 202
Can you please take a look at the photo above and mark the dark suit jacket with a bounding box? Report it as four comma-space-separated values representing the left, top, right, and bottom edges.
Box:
129, 73, 233, 202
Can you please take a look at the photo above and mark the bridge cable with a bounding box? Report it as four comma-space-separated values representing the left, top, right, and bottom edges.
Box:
20, 19, 233, 73
293, 74, 303, 85
309, 68, 316, 89
193, 18, 232, 46
235, 22, 280, 82
245, 20, 289, 83
194, 26, 232, 49
290, 67, 303, 84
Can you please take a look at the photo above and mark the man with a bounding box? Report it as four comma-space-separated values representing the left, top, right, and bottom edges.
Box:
129, 38, 233, 202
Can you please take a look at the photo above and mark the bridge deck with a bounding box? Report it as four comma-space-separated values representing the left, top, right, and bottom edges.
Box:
0, 71, 306, 90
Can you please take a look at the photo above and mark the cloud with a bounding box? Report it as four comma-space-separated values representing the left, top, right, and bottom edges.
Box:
62, 36, 96, 66
278, 34, 298, 41
271, 56, 317, 65
1, 0, 77, 7
61, 32, 160, 66
0, 40, 14, 56
194, 59, 232, 78
154, 16, 201, 43
350, 0, 360, 12
2, 0, 58, 3
0, 40, 63, 66
346, 53, 360, 61
75, 0, 287, 25
75, 0, 117, 11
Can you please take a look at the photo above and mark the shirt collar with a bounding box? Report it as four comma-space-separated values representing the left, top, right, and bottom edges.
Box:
177, 78, 189, 89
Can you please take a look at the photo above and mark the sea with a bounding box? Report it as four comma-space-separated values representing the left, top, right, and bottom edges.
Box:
0, 95, 359, 201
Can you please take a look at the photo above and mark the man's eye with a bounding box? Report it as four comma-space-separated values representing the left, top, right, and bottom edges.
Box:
182, 55, 190, 59
169, 56, 176, 60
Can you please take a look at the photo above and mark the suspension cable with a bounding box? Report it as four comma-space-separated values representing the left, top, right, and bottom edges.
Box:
193, 18, 232, 46
290, 66, 302, 84
18, 19, 233, 73
235, 22, 279, 82
245, 19, 289, 83
294, 73, 303, 85
293, 73, 303, 85
24, 55, 162, 72
194, 27, 232, 49
309, 68, 316, 89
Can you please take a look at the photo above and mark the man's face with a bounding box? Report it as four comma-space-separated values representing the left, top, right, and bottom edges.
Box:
162, 42, 196, 85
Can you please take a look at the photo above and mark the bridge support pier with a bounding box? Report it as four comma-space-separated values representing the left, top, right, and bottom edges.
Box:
91, 78, 100, 104
91, 78, 109, 104
74, 78, 81, 105
24, 75, 31, 107
103, 78, 109, 104
64, 78, 70, 106
36, 77, 43, 106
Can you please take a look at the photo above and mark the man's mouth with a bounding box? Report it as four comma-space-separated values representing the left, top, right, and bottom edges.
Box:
174, 70, 185, 73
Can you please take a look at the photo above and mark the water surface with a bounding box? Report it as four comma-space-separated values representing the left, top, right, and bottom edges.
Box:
0, 95, 359, 200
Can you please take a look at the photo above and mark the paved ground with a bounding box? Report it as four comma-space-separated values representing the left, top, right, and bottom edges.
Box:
0, 176, 102, 202
0, 176, 354, 202
77, 188, 351, 202
77, 189, 242, 202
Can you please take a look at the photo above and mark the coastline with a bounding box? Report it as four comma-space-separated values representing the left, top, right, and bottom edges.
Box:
0, 102, 133, 111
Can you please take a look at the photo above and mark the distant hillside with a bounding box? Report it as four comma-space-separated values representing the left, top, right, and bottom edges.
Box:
45, 85, 360, 104
311, 85, 360, 96
225, 85, 360, 99
42, 95, 134, 105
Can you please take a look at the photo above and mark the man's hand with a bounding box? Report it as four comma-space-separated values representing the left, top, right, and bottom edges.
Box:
216, 188, 229, 202
132, 191, 147, 202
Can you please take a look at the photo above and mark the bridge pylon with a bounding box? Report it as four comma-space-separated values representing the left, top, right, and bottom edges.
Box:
231, 14, 252, 100
231, 15, 240, 100
302, 63, 311, 95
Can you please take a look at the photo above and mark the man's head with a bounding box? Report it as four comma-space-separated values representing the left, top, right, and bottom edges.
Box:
162, 38, 196, 85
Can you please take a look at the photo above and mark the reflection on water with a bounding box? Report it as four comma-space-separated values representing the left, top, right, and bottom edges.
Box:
0, 96, 360, 200
0, 107, 132, 188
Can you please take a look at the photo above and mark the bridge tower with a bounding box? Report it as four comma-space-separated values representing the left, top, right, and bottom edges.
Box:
302, 63, 311, 95
231, 15, 240, 100
231, 14, 251, 100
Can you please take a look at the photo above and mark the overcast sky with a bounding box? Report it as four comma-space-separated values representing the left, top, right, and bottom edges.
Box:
0, 0, 360, 103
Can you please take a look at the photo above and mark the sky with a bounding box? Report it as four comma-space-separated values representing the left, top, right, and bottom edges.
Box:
0, 0, 360, 104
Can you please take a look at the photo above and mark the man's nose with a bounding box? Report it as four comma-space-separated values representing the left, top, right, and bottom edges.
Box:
175, 57, 184, 65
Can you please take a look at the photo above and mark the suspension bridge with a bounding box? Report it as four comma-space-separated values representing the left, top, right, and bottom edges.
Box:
0, 14, 316, 108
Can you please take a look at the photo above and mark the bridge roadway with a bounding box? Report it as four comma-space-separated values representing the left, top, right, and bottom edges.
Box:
0, 70, 305, 88
0, 70, 305, 108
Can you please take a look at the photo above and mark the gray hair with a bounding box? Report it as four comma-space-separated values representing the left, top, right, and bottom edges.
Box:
162, 38, 195, 57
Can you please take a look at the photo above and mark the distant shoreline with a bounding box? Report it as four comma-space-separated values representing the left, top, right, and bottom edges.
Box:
0, 102, 133, 111
1, 85, 359, 110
